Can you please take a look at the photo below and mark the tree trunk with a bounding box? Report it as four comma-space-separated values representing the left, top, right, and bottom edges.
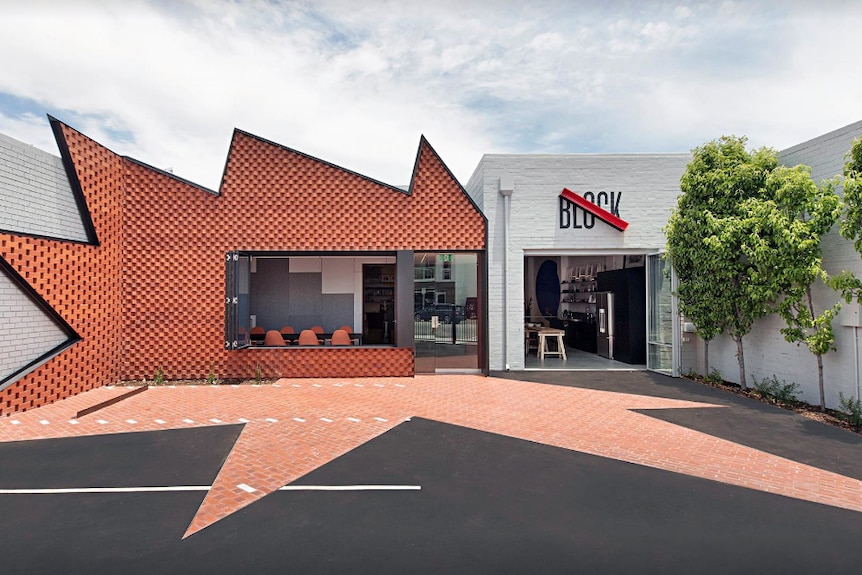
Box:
704, 339, 710, 376
734, 335, 746, 389
817, 352, 825, 411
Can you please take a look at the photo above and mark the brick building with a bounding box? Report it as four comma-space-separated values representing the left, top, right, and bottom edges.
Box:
0, 117, 487, 416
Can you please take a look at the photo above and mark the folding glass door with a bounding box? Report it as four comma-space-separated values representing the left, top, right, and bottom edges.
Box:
646, 252, 679, 376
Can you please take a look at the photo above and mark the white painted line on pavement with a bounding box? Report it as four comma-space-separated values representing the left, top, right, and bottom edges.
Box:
0, 486, 211, 494
0, 484, 421, 495
278, 485, 421, 491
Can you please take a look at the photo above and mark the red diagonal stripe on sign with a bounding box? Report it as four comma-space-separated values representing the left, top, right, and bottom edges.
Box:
560, 188, 629, 232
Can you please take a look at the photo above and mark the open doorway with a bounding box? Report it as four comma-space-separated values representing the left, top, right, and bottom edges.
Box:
523, 254, 648, 370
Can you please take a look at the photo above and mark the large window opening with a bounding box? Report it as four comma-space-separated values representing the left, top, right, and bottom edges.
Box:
523, 253, 648, 370
225, 252, 397, 348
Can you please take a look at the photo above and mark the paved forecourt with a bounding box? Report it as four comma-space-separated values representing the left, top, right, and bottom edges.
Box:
2, 374, 862, 540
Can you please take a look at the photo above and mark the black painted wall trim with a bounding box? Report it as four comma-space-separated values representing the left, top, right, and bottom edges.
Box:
0, 255, 80, 390
48, 115, 99, 246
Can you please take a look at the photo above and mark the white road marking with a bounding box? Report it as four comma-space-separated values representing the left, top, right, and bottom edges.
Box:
277, 485, 421, 491
0, 486, 211, 494
320, 417, 333, 423
69, 420, 79, 425
39, 420, 50, 425
126, 420, 137, 424
0, 484, 421, 494
238, 418, 250, 423
265, 418, 278, 423
312, 384, 322, 388
155, 419, 166, 424
374, 417, 388, 422
182, 419, 194, 424
10, 420, 21, 425
293, 418, 306, 423
97, 420, 108, 425
347, 417, 360, 423
209, 418, 222, 424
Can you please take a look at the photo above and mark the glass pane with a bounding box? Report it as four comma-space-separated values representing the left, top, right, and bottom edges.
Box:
236, 255, 251, 348
648, 343, 673, 373
648, 255, 673, 346
413, 252, 480, 372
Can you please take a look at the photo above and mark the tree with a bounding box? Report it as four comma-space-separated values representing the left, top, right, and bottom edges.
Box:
666, 136, 779, 388
751, 165, 842, 410
832, 138, 862, 303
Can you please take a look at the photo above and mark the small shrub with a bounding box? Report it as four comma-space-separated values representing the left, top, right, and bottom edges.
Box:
838, 393, 862, 432
704, 369, 724, 385
752, 374, 801, 404
255, 364, 263, 385
207, 361, 218, 385
153, 365, 165, 385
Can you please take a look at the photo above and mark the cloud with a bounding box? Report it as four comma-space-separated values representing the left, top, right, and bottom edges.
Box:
0, 0, 860, 189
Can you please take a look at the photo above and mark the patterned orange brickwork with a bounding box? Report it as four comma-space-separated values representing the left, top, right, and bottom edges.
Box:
1, 120, 480, 413
0, 126, 124, 416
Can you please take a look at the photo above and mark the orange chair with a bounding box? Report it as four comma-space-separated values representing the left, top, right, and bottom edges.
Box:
264, 329, 286, 346
298, 329, 320, 346
329, 329, 353, 346
310, 325, 324, 335
250, 325, 265, 345
338, 325, 353, 334
280, 326, 295, 334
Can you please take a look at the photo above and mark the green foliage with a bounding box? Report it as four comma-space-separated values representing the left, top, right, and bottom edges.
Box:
666, 135, 811, 388
207, 361, 218, 385
255, 363, 263, 385
704, 368, 724, 385
153, 365, 165, 385
839, 137, 862, 252
838, 393, 862, 432
752, 374, 801, 405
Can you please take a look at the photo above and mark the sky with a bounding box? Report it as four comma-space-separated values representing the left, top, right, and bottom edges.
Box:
1, 0, 861, 190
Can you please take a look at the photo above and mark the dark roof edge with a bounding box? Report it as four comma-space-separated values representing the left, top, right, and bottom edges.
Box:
232, 128, 409, 195
0, 253, 81, 390
47, 115, 100, 246
410, 135, 488, 223
123, 156, 220, 196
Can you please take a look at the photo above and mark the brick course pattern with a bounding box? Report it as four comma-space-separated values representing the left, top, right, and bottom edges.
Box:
0, 126, 124, 415
0, 121, 485, 415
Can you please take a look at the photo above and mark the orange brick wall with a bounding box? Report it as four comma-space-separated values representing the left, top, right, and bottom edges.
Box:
0, 126, 125, 415
0, 120, 484, 412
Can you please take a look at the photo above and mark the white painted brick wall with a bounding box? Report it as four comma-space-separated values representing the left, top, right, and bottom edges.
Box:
467, 153, 690, 371
0, 269, 69, 383
0, 132, 88, 241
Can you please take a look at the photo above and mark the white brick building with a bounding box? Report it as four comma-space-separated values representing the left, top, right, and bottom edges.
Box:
467, 121, 862, 409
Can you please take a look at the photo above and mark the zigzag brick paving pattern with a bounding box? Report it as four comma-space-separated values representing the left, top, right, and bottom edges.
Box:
2, 375, 861, 540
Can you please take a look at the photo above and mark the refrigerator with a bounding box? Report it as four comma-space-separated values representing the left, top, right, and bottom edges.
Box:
596, 267, 647, 364
595, 291, 614, 359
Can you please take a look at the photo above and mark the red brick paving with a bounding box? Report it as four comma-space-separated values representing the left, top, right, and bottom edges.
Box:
2, 375, 861, 540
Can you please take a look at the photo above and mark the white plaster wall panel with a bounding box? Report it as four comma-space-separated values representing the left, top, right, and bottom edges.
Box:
0, 270, 69, 382
321, 257, 354, 293
472, 154, 689, 370
0, 132, 88, 242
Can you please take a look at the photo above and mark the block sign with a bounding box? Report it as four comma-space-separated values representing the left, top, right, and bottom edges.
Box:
558, 188, 628, 232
